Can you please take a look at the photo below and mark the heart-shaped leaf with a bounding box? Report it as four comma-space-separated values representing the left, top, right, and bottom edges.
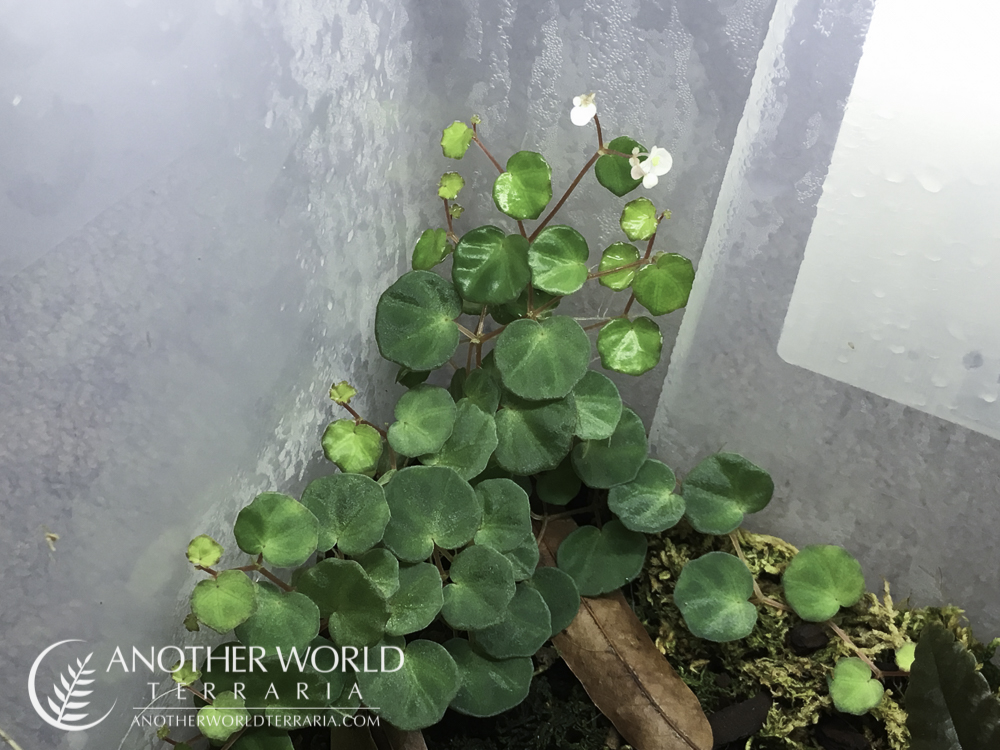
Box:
682, 453, 774, 535
473, 479, 532, 553
598, 242, 641, 291
463, 368, 501, 414
495, 316, 590, 401
501, 530, 541, 581
782, 545, 866, 622
492, 151, 552, 221
382, 465, 481, 562
608, 459, 685, 533
191, 571, 258, 633
597, 317, 663, 376
571, 370, 623, 440
300, 474, 389, 555
419, 399, 497, 480
445, 638, 533, 718
620, 197, 659, 241
556, 519, 647, 596
375, 270, 461, 371
412, 228, 451, 271
535, 456, 581, 506
441, 121, 473, 159
441, 545, 516, 630
494, 393, 576, 475
471, 584, 552, 659
571, 407, 647, 489
388, 385, 457, 457
198, 691, 247, 741
386, 562, 444, 636
828, 657, 884, 715
490, 287, 560, 325
452, 226, 531, 305
321, 420, 383, 475
438, 171, 464, 200
356, 639, 460, 731
293, 559, 388, 647
632, 253, 695, 316
354, 548, 400, 599
595, 136, 646, 196
895, 642, 916, 671
234, 583, 320, 653
187, 535, 224, 567
526, 566, 580, 635
234, 493, 318, 568
528, 225, 590, 296
674, 551, 757, 642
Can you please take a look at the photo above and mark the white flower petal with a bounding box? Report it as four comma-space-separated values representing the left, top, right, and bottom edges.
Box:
648, 147, 673, 176
570, 103, 597, 126
630, 163, 647, 180
573, 95, 583, 106
642, 172, 659, 189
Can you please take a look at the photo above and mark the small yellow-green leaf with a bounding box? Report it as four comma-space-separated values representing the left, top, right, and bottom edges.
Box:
183, 612, 200, 632
441, 121, 474, 159
197, 691, 247, 741
595, 136, 646, 197
597, 317, 663, 376
895, 642, 916, 671
828, 657, 884, 715
170, 659, 201, 687
598, 243, 641, 291
528, 225, 590, 296
187, 535, 224, 568
632, 253, 695, 316
412, 228, 452, 271
321, 420, 383, 475
234, 492, 319, 568
191, 570, 258, 634
782, 545, 865, 622
674, 552, 757, 642
620, 197, 659, 241
329, 380, 358, 405
493, 151, 552, 221
438, 172, 465, 200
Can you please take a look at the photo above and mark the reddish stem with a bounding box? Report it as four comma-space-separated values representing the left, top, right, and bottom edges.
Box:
529, 151, 601, 242
593, 114, 605, 149
473, 136, 504, 173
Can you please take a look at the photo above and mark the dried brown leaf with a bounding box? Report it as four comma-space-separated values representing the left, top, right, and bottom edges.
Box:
538, 518, 714, 750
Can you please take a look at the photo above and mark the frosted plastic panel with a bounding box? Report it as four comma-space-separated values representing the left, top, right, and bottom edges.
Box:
778, 0, 1000, 441
652, 0, 1000, 641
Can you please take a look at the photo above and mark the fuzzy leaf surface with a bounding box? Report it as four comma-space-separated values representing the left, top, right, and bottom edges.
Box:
528, 225, 590, 295
571, 407, 647, 489
300, 474, 389, 555
673, 552, 757, 642
445, 638, 533, 718
375, 270, 461, 371
388, 385, 457, 457
609, 459, 685, 534
556, 519, 647, 596
782, 545, 866, 622
452, 226, 530, 305
492, 151, 552, 220
441, 545, 516, 630
495, 316, 590, 401
419, 399, 497, 480
682, 453, 774, 535
597, 317, 663, 376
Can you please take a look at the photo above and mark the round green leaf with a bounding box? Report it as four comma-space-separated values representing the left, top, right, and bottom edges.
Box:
490, 287, 560, 325
598, 242, 641, 291
234, 493, 319, 568
463, 368, 501, 414
474, 479, 532, 553
674, 552, 758, 642
556, 520, 647, 596
234, 583, 320, 653
375, 270, 461, 371
597, 317, 663, 376
231, 728, 293, 750
471, 584, 551, 659
441, 121, 473, 159
293, 559, 389, 647
528, 225, 589, 296
300, 474, 389, 555
191, 571, 258, 633
828, 657, 884, 715
321, 420, 383, 475
608, 459, 685, 533
452, 226, 531, 305
396, 366, 431, 389
197, 691, 247, 741
355, 548, 400, 599
495, 316, 590, 400
535, 456, 581, 506
682, 453, 774, 535
388, 385, 457, 457
782, 545, 866, 622
419, 399, 498, 480
494, 393, 576, 475
571, 370, 623, 440
526, 567, 580, 635
386, 562, 444, 636
356, 639, 460, 731
595, 136, 646, 197
571, 407, 647, 489
632, 253, 695, 316
501, 530, 541, 581
620, 197, 658, 241
441, 545, 516, 630
412, 228, 451, 271
448, 367, 468, 402
187, 535, 224, 567
382, 466, 482, 562
895, 642, 916, 671
438, 171, 464, 200
492, 151, 552, 221
445, 638, 533, 718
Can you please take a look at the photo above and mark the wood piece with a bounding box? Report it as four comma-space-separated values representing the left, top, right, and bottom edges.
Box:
538, 518, 714, 750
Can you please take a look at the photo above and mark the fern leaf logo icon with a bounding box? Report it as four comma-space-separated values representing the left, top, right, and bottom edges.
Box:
29, 640, 117, 731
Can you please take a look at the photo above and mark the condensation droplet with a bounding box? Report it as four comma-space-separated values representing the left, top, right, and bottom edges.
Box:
981, 393, 998, 404
850, 186, 866, 198
327, 301, 333, 311
837, 354, 849, 364
916, 174, 942, 193
889, 344, 905, 354
931, 374, 949, 388
873, 288, 886, 298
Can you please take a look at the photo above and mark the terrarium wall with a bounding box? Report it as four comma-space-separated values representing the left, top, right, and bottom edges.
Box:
0, 1, 781, 748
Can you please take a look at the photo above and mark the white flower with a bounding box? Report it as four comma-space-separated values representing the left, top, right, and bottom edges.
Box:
629, 145, 673, 188
570, 93, 597, 126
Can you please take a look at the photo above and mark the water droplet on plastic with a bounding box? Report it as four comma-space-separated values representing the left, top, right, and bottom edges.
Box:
837, 354, 849, 364
982, 393, 998, 404
890, 344, 905, 354
873, 288, 886, 298
851, 186, 866, 198
931, 374, 949, 388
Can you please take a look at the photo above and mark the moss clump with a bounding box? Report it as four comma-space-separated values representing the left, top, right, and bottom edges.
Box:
634, 521, 1000, 749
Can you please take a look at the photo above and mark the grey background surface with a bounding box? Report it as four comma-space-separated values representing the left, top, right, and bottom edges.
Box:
2, 0, 995, 748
